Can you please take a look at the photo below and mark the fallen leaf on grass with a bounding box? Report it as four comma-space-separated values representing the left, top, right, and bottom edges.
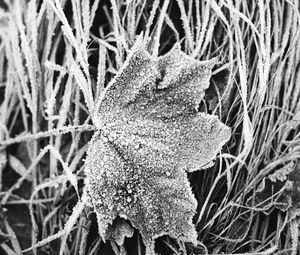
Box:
247, 162, 298, 215
84, 39, 231, 254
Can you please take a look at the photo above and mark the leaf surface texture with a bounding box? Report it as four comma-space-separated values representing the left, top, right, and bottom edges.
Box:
85, 41, 231, 254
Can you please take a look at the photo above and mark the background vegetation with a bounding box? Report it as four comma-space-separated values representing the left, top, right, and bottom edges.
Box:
0, 0, 300, 254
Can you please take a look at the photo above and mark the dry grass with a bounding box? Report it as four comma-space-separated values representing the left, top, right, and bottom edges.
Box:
0, 0, 300, 254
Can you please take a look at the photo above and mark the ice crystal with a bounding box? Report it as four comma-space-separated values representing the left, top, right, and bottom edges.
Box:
84, 39, 231, 254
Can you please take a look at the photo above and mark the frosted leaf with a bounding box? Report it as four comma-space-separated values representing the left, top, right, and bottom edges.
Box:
85, 134, 198, 253
268, 162, 295, 182
85, 41, 230, 254
247, 162, 298, 215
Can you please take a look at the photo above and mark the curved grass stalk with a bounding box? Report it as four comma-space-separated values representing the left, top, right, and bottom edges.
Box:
0, 124, 97, 147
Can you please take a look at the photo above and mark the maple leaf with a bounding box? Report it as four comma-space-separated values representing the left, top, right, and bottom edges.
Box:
84, 38, 231, 254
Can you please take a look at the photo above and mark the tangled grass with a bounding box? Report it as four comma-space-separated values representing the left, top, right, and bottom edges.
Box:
0, 0, 300, 254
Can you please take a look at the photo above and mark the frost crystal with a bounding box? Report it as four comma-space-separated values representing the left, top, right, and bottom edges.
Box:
84, 40, 231, 254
